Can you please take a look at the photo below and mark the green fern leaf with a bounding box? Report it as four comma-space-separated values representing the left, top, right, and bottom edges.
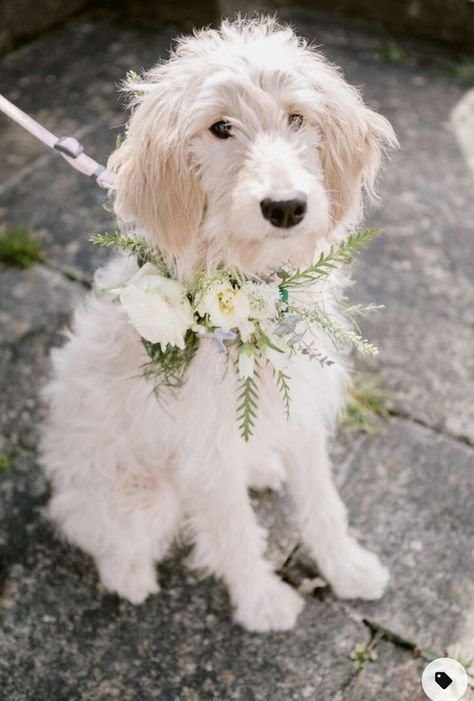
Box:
236, 372, 260, 441
274, 370, 291, 419
280, 228, 380, 290
89, 231, 170, 273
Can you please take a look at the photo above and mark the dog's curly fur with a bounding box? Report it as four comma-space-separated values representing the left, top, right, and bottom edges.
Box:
40, 17, 397, 631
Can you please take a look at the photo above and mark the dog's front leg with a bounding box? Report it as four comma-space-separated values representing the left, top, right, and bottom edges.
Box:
178, 449, 304, 632
286, 424, 389, 601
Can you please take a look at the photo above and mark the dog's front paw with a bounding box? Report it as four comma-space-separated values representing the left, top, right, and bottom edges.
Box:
234, 575, 304, 632
97, 556, 160, 605
324, 539, 389, 601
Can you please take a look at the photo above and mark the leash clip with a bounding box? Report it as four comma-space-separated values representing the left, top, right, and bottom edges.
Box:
54, 136, 84, 159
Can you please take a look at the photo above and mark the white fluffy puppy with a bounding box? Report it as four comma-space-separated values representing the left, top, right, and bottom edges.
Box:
40, 17, 397, 632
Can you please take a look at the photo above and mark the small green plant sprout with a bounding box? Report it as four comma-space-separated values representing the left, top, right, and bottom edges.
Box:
350, 642, 379, 672
376, 41, 410, 64
0, 226, 43, 269
0, 448, 18, 472
342, 373, 395, 434
447, 58, 474, 88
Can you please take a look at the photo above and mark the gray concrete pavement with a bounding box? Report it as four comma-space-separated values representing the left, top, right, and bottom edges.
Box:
0, 9, 473, 700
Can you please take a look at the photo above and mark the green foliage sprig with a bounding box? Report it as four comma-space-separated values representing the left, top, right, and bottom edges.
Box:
277, 228, 380, 290
294, 305, 379, 356
89, 232, 171, 273
275, 370, 291, 419
237, 371, 260, 442
142, 331, 200, 392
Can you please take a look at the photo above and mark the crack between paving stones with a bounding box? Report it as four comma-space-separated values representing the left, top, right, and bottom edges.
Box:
278, 547, 438, 675
44, 260, 92, 289
361, 616, 420, 655
335, 606, 427, 698
391, 409, 474, 448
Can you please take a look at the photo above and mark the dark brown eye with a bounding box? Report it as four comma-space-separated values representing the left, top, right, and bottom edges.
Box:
210, 120, 232, 139
288, 113, 304, 130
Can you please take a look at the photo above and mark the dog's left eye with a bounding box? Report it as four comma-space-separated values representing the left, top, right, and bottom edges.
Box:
210, 121, 232, 139
288, 113, 304, 130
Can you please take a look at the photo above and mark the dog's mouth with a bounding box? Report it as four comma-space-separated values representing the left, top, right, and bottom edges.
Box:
266, 231, 292, 240
264, 226, 306, 241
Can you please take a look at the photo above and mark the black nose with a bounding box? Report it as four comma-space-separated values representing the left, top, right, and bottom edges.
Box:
260, 197, 307, 228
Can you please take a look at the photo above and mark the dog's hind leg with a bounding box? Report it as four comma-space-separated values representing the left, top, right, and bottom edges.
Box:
46, 467, 181, 604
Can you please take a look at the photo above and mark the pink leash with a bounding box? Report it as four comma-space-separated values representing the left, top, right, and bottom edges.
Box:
0, 93, 114, 189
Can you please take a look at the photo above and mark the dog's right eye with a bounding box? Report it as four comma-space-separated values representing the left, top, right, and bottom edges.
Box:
210, 121, 232, 139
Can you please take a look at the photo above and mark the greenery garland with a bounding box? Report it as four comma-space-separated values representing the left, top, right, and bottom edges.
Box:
90, 229, 382, 440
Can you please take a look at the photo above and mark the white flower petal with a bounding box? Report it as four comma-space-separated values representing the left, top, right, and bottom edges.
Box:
200, 282, 251, 331
118, 264, 193, 349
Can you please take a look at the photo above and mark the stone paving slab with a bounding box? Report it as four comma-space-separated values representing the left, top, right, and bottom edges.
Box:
341, 639, 474, 701
339, 419, 474, 654
0, 265, 82, 346
0, 495, 365, 701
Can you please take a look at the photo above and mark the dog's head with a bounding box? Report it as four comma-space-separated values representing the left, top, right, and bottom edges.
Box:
109, 17, 397, 272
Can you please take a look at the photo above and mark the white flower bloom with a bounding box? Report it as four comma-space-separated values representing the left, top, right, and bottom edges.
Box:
118, 262, 193, 350
198, 281, 251, 332
238, 345, 256, 379
242, 281, 281, 321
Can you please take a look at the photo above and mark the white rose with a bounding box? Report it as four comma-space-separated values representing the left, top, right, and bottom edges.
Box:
198, 281, 251, 332
118, 262, 193, 350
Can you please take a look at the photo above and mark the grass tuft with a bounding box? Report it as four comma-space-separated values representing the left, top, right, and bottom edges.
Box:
376, 41, 410, 64
342, 373, 395, 434
350, 642, 379, 672
447, 58, 474, 87
0, 448, 18, 472
0, 226, 44, 269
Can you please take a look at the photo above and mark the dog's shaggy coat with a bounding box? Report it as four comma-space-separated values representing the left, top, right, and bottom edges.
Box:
40, 17, 397, 631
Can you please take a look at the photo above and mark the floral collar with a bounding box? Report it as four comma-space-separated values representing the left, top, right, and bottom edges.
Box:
91, 229, 381, 440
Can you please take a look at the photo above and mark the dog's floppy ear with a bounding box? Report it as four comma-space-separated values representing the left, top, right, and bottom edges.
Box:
108, 73, 205, 254
305, 56, 398, 228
